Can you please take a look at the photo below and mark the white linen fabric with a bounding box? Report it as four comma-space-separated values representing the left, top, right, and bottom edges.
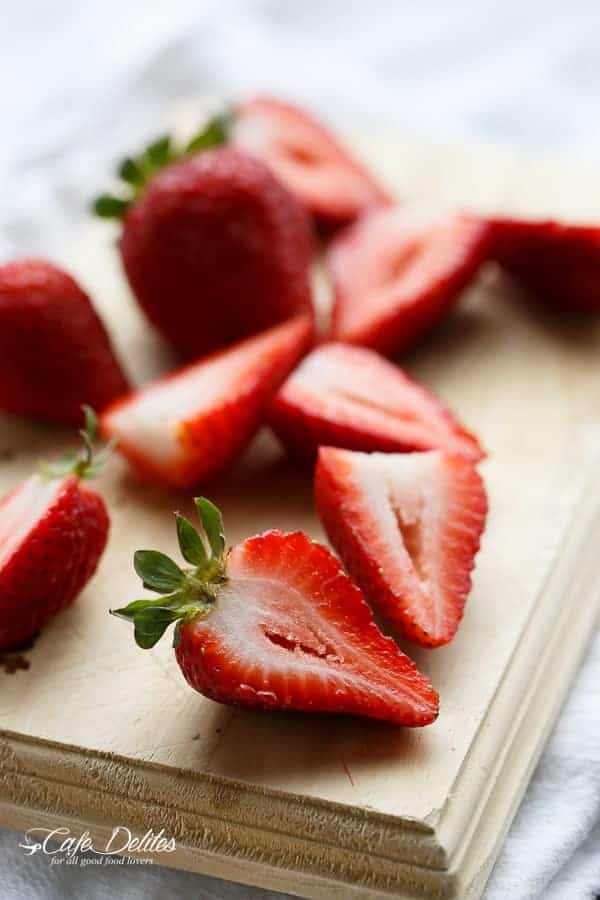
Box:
1, 2, 599, 898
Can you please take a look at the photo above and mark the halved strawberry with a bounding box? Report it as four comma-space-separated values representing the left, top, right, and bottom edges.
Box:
315, 447, 487, 648
0, 409, 111, 651
101, 316, 313, 490
269, 342, 483, 462
231, 96, 391, 227
327, 207, 493, 356
490, 217, 600, 314
111, 498, 438, 726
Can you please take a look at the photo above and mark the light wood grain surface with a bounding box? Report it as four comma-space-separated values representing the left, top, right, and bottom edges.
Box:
1, 132, 600, 899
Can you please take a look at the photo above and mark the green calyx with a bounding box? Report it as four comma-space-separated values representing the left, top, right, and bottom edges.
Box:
40, 406, 116, 481
110, 497, 227, 649
93, 113, 231, 220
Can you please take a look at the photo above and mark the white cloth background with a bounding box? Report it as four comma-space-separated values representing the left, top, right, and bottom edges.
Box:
1, 2, 599, 897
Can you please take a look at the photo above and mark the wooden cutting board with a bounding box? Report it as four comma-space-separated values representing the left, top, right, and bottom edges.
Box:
1, 128, 600, 900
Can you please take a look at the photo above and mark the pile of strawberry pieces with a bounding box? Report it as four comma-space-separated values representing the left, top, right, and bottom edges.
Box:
1, 96, 598, 727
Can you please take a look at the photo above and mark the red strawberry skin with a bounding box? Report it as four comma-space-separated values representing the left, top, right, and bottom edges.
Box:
0, 474, 109, 651
314, 447, 487, 648
175, 529, 439, 726
269, 342, 483, 462
101, 315, 313, 489
120, 148, 314, 359
327, 208, 493, 356
0, 260, 129, 425
232, 96, 391, 228
490, 217, 600, 314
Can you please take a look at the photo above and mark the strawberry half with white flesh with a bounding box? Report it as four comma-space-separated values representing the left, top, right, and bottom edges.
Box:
101, 315, 312, 490
231, 97, 391, 228
269, 342, 483, 462
315, 447, 487, 648
327, 207, 493, 356
111, 498, 439, 726
0, 409, 112, 652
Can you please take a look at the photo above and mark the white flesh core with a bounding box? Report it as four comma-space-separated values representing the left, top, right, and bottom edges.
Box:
198, 549, 427, 711
0, 474, 63, 570
232, 107, 374, 209
333, 208, 475, 334
285, 343, 466, 452
340, 450, 447, 635
103, 328, 284, 468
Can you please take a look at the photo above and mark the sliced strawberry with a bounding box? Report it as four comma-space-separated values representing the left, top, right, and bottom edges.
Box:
112, 498, 438, 726
315, 447, 487, 648
269, 342, 483, 462
231, 96, 391, 227
101, 316, 313, 490
0, 412, 111, 651
490, 217, 600, 314
327, 207, 493, 356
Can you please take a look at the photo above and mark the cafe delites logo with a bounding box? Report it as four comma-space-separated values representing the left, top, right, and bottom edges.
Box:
19, 825, 176, 866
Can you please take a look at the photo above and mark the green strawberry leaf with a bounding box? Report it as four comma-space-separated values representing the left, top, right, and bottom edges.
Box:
118, 157, 145, 187
176, 513, 208, 567
94, 194, 130, 218
133, 606, 181, 649
110, 593, 181, 622
133, 550, 185, 593
39, 451, 79, 479
195, 497, 225, 558
111, 592, 213, 649
145, 135, 172, 167
185, 115, 229, 154
82, 405, 98, 444
40, 406, 116, 481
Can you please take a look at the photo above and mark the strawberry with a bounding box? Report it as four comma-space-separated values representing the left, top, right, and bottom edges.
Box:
0, 409, 112, 652
327, 207, 493, 356
0, 259, 128, 425
490, 217, 600, 314
101, 315, 313, 490
95, 123, 314, 359
111, 497, 438, 726
269, 342, 483, 462
230, 96, 391, 228
314, 447, 487, 648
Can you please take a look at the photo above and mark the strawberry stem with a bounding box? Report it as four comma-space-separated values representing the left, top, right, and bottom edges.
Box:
93, 113, 231, 220
110, 497, 228, 648
40, 406, 117, 481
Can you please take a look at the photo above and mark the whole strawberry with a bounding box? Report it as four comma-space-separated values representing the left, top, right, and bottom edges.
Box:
0, 409, 112, 652
111, 498, 439, 726
95, 122, 314, 359
0, 259, 128, 425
